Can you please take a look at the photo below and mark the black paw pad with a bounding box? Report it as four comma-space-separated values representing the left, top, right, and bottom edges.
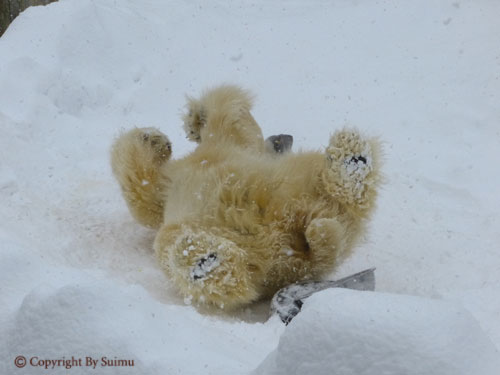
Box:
349, 155, 367, 164
191, 253, 219, 280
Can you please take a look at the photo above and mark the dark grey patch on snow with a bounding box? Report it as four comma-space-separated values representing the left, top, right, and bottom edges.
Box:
230, 53, 243, 62
271, 268, 376, 324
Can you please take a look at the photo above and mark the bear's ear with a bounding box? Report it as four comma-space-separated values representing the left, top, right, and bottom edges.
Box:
265, 134, 293, 154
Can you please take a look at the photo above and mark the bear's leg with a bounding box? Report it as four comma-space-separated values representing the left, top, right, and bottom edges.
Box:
154, 225, 260, 310
304, 217, 351, 275
182, 85, 265, 151
111, 127, 171, 229
321, 129, 381, 213
265, 218, 348, 288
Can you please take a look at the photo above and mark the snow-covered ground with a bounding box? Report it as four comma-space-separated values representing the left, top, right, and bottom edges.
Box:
1, 0, 499, 373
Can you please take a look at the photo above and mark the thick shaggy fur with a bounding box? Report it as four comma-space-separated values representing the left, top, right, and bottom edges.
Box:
111, 85, 381, 310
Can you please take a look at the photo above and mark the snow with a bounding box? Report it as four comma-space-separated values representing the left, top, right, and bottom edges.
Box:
1, 0, 499, 373
254, 289, 500, 375
1, 275, 282, 374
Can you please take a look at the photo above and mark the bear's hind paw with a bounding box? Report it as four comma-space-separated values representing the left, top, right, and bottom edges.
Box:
162, 228, 259, 309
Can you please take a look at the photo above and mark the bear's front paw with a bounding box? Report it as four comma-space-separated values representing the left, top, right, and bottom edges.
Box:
323, 129, 376, 205
139, 127, 172, 163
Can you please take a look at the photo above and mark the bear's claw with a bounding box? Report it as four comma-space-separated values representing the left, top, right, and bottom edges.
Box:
183, 104, 206, 142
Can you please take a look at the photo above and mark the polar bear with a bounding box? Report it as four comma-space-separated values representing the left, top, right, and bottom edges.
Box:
111, 85, 381, 310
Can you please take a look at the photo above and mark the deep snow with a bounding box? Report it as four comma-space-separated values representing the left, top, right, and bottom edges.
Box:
1, 0, 499, 374
255, 289, 500, 375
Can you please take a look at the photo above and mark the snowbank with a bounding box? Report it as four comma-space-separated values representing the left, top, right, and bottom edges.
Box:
254, 289, 500, 375
1, 274, 282, 375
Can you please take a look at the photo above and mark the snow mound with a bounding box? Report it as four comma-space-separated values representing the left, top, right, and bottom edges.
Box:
0, 279, 280, 375
254, 289, 500, 375
2, 282, 151, 374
